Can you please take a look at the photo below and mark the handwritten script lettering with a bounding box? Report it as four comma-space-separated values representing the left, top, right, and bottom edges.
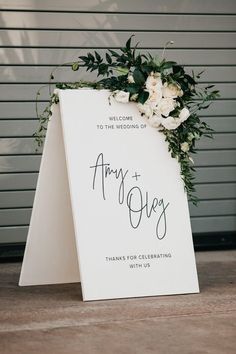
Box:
90, 153, 170, 239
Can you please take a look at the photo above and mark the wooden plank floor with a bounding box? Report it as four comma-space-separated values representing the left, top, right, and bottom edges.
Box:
0, 250, 235, 354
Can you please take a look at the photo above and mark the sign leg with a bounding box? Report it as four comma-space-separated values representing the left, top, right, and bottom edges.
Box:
19, 104, 80, 286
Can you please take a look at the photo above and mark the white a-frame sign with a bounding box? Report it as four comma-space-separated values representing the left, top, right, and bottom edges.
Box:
19, 89, 199, 301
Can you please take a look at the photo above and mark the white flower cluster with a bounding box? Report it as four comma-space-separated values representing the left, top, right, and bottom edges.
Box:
113, 72, 190, 131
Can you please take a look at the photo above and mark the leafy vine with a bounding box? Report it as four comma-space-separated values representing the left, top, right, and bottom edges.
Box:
34, 36, 219, 204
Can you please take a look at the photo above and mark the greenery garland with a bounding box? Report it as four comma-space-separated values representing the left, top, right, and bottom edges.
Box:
34, 36, 219, 205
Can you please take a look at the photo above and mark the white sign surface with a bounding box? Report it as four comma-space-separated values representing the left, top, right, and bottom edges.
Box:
19, 89, 199, 301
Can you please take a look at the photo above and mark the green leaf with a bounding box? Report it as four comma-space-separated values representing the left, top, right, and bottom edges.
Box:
79, 55, 89, 63
152, 57, 161, 67
95, 51, 101, 62
106, 53, 112, 64
184, 74, 196, 85
173, 65, 184, 75
109, 49, 120, 58
98, 63, 108, 76
138, 90, 149, 104
161, 61, 177, 70
125, 83, 140, 94
87, 53, 95, 61
72, 62, 79, 71
135, 55, 142, 66
196, 70, 205, 78
141, 65, 153, 75
212, 90, 220, 96
115, 66, 129, 75
126, 35, 134, 50
133, 68, 146, 85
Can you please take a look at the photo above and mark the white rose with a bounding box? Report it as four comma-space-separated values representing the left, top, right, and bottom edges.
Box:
181, 142, 190, 152
158, 98, 176, 117
130, 93, 139, 101
137, 102, 153, 119
162, 83, 183, 98
128, 74, 135, 83
148, 87, 162, 106
148, 115, 163, 128
145, 73, 162, 91
114, 90, 130, 103
161, 116, 181, 130
179, 107, 190, 122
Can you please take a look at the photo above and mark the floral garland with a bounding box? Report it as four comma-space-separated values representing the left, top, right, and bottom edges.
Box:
34, 36, 219, 205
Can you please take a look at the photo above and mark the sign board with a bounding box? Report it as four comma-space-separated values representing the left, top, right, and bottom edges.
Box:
19, 89, 199, 301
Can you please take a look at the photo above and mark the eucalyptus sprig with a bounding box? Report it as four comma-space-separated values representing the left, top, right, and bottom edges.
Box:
34, 36, 219, 204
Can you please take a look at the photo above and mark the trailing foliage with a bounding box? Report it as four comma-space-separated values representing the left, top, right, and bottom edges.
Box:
34, 36, 219, 204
